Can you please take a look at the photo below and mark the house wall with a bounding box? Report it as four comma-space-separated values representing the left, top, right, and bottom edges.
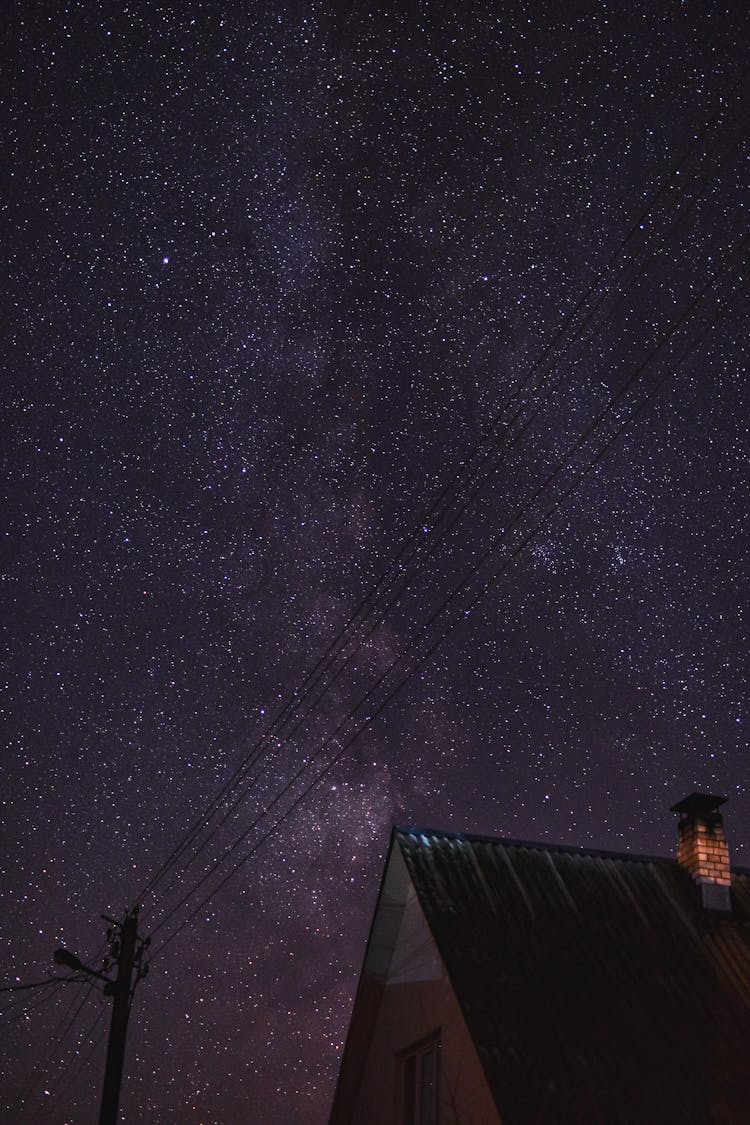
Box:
349, 882, 501, 1125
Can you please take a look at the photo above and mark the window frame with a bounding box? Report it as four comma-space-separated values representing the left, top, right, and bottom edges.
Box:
398, 1031, 441, 1125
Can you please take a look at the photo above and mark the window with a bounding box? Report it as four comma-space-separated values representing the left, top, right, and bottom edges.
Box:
401, 1034, 440, 1125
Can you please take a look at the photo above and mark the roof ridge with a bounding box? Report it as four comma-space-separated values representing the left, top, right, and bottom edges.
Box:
394, 825, 750, 875
394, 824, 678, 867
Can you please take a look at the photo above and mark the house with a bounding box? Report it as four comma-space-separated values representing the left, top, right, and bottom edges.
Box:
330, 794, 750, 1124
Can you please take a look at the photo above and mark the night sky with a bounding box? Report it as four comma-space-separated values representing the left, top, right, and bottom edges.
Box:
2, 2, 748, 1122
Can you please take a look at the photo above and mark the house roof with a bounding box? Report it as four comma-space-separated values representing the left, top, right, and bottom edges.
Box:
393, 826, 750, 1124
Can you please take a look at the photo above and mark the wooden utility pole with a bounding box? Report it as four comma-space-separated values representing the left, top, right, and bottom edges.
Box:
54, 907, 148, 1123
98, 907, 140, 1125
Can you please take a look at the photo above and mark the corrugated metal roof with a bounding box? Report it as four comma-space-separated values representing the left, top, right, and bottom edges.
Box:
395, 827, 750, 1125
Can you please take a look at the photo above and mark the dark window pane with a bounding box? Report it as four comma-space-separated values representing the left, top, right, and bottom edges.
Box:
420, 1046, 438, 1125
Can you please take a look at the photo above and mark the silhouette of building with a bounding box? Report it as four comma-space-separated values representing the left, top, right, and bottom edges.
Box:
331, 794, 750, 1124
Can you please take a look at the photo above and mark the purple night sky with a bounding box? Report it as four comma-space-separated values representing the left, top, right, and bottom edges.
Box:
2, 2, 748, 1121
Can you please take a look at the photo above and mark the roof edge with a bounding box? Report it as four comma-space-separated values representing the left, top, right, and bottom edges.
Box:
393, 824, 742, 870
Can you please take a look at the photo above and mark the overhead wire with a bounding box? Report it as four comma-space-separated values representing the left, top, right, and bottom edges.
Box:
10, 981, 98, 1122
5, 934, 132, 1120
148, 270, 746, 963
133, 74, 750, 919
0, 985, 66, 1030
145, 163, 748, 918
0, 982, 68, 1028
2, 941, 110, 1115
141, 112, 750, 921
145, 224, 748, 957
0, 976, 83, 994
45, 1003, 107, 1114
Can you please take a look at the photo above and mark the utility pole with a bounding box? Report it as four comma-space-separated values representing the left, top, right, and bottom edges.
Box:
99, 907, 140, 1125
54, 906, 148, 1125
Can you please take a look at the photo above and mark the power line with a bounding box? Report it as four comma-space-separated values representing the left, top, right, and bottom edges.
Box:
0, 982, 67, 1028
145, 231, 747, 958
48, 1004, 107, 1110
0, 976, 82, 994
148, 272, 744, 962
133, 80, 750, 918
10, 982, 98, 1122
139, 131, 746, 931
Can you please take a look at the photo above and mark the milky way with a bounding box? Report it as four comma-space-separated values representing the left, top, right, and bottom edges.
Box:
2, 3, 748, 1122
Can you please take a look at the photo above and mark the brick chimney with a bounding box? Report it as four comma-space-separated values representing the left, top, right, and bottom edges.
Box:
670, 793, 731, 912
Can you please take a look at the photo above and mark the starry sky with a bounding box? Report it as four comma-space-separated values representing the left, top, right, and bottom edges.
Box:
2, 2, 748, 1121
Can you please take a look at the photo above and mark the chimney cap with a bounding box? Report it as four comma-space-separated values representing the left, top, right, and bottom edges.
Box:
670, 792, 727, 816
